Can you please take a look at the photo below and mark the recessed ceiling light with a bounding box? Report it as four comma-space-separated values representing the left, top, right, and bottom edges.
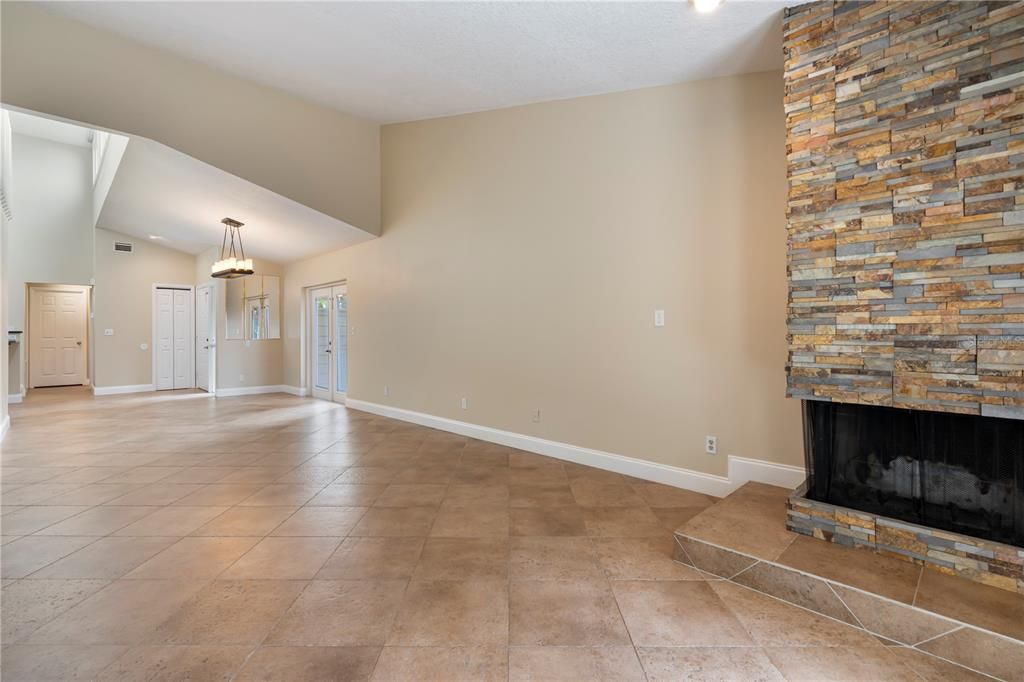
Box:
692, 0, 723, 13
148, 235, 163, 240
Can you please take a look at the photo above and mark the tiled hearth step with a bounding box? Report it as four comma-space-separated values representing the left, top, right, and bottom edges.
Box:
672, 483, 1024, 682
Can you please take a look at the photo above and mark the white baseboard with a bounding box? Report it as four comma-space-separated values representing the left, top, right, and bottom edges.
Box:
727, 455, 806, 490
7, 393, 22, 405
345, 399, 804, 498
0, 414, 9, 441
215, 385, 302, 398
92, 384, 155, 396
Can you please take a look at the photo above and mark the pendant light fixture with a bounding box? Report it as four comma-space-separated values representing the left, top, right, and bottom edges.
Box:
211, 217, 254, 278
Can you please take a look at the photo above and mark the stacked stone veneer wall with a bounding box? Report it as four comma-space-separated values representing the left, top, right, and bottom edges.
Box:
787, 488, 1024, 594
785, 1, 1024, 416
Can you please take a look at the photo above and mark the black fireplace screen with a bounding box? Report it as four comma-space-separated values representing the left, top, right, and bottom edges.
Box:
803, 400, 1024, 547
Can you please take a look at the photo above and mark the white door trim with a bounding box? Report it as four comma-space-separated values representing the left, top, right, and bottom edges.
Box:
27, 284, 90, 389
151, 284, 195, 391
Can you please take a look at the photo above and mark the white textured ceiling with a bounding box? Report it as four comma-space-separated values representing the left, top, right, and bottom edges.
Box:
40, 1, 786, 123
99, 137, 374, 261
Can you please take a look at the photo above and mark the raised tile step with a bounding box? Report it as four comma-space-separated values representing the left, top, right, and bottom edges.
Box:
787, 483, 1024, 595
673, 483, 1024, 682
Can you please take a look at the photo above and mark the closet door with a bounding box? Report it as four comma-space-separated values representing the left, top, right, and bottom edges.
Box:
155, 289, 174, 390
155, 287, 195, 391
172, 289, 192, 389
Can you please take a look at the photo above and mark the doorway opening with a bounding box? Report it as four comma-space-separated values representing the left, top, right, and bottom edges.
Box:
152, 284, 195, 391
27, 284, 91, 389
309, 283, 347, 403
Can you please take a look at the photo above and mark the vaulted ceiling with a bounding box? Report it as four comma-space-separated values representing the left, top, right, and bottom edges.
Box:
99, 137, 375, 261
40, 1, 787, 123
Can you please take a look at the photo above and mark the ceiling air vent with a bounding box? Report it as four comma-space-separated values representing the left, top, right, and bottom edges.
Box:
113, 241, 134, 253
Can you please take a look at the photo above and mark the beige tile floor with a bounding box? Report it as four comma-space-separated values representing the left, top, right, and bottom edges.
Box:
1, 388, 943, 680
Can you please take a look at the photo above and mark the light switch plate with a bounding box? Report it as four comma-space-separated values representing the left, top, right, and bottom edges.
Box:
654, 310, 665, 327
104, 329, 114, 336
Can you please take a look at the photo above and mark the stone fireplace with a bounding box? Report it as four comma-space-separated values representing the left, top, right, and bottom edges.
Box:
787, 400, 1024, 592
783, 0, 1024, 592
802, 400, 1023, 547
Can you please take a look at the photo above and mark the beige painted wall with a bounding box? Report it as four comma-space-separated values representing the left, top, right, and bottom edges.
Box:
195, 249, 283, 390
284, 72, 802, 476
92, 228, 196, 388
1, 2, 381, 235
5, 133, 94, 396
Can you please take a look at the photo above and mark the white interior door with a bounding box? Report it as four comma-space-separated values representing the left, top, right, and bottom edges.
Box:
195, 285, 213, 392
155, 289, 174, 390
310, 284, 348, 403
29, 287, 87, 388
172, 289, 192, 389
155, 286, 195, 391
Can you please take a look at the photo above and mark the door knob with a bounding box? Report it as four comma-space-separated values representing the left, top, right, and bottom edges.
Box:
76, 341, 83, 346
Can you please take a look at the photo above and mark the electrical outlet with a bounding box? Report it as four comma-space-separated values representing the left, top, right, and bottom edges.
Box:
239, 374, 246, 383
384, 385, 390, 397
532, 409, 541, 423
654, 309, 665, 327
461, 397, 468, 410
705, 435, 717, 455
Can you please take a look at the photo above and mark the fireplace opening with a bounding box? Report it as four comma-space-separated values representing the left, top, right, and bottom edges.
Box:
802, 400, 1024, 547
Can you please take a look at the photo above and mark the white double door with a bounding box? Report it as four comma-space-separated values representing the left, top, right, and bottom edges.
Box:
310, 284, 348, 403
155, 287, 194, 390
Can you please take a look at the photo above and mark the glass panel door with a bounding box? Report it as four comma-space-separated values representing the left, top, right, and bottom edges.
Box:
309, 284, 348, 404
334, 291, 348, 399
311, 288, 333, 400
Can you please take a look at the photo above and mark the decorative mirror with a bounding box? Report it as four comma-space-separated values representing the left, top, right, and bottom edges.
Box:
225, 274, 280, 340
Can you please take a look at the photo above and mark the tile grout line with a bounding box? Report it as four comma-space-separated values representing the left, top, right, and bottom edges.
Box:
673, 533, 1023, 645
675, 537, 1016, 681
227, 573, 316, 682
910, 565, 924, 606
825, 581, 867, 631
